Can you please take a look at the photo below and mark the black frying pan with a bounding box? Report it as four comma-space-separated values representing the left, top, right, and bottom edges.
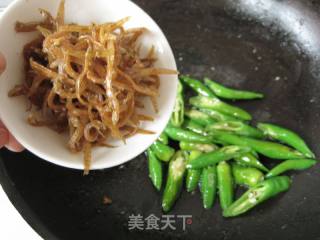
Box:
1, 0, 320, 239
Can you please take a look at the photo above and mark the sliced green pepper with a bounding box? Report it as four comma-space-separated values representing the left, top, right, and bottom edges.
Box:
151, 141, 175, 162
170, 81, 185, 127
185, 109, 216, 126
232, 163, 264, 188
158, 132, 169, 145
204, 78, 264, 100
162, 151, 187, 212
223, 176, 291, 217
190, 96, 252, 121
179, 141, 218, 153
147, 148, 163, 191
217, 161, 234, 210
201, 165, 217, 209
165, 125, 213, 143
234, 152, 269, 172
266, 159, 317, 178
200, 108, 240, 122
257, 123, 315, 158
186, 151, 203, 192
187, 145, 250, 169
180, 75, 215, 97
206, 121, 263, 139
183, 119, 207, 136
215, 133, 305, 160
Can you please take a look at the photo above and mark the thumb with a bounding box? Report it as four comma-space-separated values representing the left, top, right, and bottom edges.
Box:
0, 128, 9, 149
0, 52, 6, 74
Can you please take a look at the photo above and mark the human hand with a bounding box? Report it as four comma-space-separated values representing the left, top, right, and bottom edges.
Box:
0, 52, 24, 152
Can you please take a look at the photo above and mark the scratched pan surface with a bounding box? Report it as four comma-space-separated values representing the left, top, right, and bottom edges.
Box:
1, 0, 320, 239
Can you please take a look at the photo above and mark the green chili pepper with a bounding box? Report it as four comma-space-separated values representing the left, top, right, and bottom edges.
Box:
190, 96, 252, 121
162, 151, 187, 212
250, 150, 259, 158
200, 165, 217, 209
158, 132, 169, 145
180, 141, 218, 153
165, 125, 213, 143
204, 78, 264, 100
206, 121, 263, 138
147, 148, 163, 191
266, 159, 317, 178
223, 176, 291, 217
214, 133, 305, 160
170, 81, 185, 127
257, 123, 315, 158
180, 75, 215, 97
183, 119, 207, 135
186, 151, 203, 192
185, 109, 216, 126
217, 161, 234, 210
234, 153, 269, 172
200, 108, 240, 122
187, 145, 250, 169
151, 141, 175, 162
232, 163, 264, 188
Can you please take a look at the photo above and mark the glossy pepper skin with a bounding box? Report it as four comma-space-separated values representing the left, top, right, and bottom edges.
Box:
183, 119, 207, 136
170, 81, 185, 127
234, 153, 269, 172
186, 151, 203, 192
206, 121, 263, 139
185, 109, 216, 126
165, 125, 213, 143
190, 96, 252, 121
217, 161, 234, 210
162, 151, 187, 212
187, 145, 251, 169
158, 132, 169, 145
179, 141, 218, 153
180, 75, 215, 97
147, 148, 163, 191
204, 78, 264, 100
232, 163, 264, 188
200, 165, 217, 209
266, 159, 317, 178
151, 141, 175, 162
223, 176, 291, 217
257, 123, 315, 158
200, 108, 240, 122
214, 133, 305, 160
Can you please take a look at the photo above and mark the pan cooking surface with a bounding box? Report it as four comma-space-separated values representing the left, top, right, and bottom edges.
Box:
1, 0, 320, 239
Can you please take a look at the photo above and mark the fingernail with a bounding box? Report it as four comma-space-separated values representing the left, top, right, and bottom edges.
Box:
0, 52, 6, 74
0, 128, 9, 148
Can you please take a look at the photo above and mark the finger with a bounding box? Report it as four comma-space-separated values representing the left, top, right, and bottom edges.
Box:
0, 127, 9, 149
0, 52, 6, 74
5, 133, 25, 152
0, 120, 24, 152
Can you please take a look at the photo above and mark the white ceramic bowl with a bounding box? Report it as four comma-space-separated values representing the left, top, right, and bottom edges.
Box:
0, 0, 178, 170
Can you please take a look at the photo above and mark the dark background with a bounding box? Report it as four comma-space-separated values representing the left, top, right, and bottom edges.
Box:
1, 0, 320, 239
